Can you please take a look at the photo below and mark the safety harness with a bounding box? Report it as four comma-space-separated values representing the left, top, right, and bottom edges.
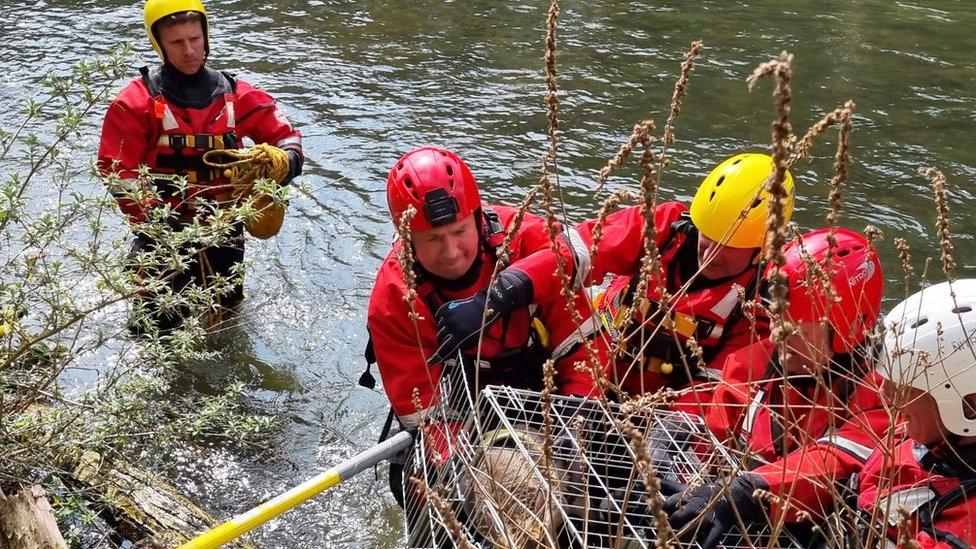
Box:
849, 443, 976, 549
139, 66, 241, 209
360, 205, 549, 393
599, 212, 762, 383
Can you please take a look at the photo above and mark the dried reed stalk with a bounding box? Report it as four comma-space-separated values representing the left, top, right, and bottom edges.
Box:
788, 101, 854, 166
661, 40, 702, 147
822, 100, 855, 276
863, 224, 884, 247
748, 52, 795, 345
539, 155, 618, 404
596, 120, 655, 195
588, 188, 636, 258
395, 205, 436, 375
920, 166, 955, 281
544, 0, 560, 164
894, 237, 914, 291
628, 129, 668, 331
895, 508, 921, 549
410, 477, 475, 549
617, 418, 674, 548
495, 186, 541, 266
539, 359, 558, 544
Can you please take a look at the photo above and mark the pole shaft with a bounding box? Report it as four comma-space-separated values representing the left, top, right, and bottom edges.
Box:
180, 430, 413, 549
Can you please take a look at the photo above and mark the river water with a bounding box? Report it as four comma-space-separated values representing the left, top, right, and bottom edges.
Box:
1, 0, 975, 546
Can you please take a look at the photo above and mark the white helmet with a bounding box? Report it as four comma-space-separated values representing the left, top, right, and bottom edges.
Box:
876, 279, 976, 436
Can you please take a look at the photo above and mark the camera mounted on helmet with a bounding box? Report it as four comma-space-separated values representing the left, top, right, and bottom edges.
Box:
423, 188, 461, 228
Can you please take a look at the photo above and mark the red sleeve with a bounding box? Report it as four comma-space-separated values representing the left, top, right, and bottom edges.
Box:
752, 374, 893, 523
704, 310, 771, 377
915, 533, 955, 549
97, 81, 160, 224
546, 293, 610, 398
501, 208, 608, 396
503, 209, 579, 304
367, 252, 441, 426
700, 340, 774, 441
234, 82, 304, 159
576, 201, 687, 284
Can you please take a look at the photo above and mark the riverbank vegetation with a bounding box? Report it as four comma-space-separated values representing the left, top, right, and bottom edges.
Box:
0, 46, 276, 547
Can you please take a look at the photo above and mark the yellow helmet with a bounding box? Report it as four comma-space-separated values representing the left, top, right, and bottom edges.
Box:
689, 153, 795, 249
144, 0, 209, 59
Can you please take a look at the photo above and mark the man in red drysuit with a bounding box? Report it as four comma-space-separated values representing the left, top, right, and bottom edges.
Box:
859, 279, 976, 549
662, 227, 889, 548
365, 146, 606, 505
98, 0, 303, 329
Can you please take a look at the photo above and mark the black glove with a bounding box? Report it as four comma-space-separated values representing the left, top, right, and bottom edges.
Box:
663, 474, 767, 549
598, 477, 687, 529
281, 149, 303, 186
427, 269, 533, 364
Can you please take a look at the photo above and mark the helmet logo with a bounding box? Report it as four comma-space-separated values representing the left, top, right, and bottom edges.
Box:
849, 259, 876, 288
423, 188, 460, 227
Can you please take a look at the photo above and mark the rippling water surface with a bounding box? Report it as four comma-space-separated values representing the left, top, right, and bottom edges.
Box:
2, 1, 975, 546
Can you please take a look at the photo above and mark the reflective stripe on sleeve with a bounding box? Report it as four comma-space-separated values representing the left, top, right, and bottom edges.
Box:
550, 310, 601, 363
563, 226, 591, 291
276, 136, 302, 150
398, 407, 434, 429
816, 432, 876, 462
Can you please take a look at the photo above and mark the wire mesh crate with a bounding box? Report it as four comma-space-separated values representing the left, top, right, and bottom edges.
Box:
401, 360, 805, 548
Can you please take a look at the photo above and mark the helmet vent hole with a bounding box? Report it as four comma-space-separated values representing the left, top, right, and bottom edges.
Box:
750, 197, 763, 210
709, 190, 716, 201
398, 163, 404, 171
910, 317, 929, 329
838, 249, 851, 257
732, 158, 743, 165
404, 177, 413, 188
952, 306, 973, 314
446, 165, 454, 176
448, 179, 455, 188
715, 175, 725, 187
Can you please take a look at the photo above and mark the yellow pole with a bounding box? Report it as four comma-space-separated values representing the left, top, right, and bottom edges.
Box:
180, 430, 413, 549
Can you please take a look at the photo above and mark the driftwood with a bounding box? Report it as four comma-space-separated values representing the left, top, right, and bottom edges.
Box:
11, 405, 254, 548
73, 450, 255, 548
0, 484, 68, 549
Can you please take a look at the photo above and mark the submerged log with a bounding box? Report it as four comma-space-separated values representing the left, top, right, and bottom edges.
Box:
0, 485, 68, 549
73, 450, 256, 548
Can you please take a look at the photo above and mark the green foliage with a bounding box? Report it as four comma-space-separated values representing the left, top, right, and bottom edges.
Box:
0, 45, 279, 541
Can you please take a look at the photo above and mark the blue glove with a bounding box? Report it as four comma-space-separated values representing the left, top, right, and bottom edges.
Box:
664, 474, 767, 549
427, 269, 533, 364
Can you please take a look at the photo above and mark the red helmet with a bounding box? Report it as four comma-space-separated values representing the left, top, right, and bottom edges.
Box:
765, 228, 883, 354
386, 147, 481, 233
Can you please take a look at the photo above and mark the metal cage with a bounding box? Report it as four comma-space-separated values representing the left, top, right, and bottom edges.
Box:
402, 361, 804, 548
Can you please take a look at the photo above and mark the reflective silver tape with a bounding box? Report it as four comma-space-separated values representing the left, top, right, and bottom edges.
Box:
550, 310, 601, 363
161, 105, 179, 131
563, 226, 591, 291
816, 433, 875, 462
